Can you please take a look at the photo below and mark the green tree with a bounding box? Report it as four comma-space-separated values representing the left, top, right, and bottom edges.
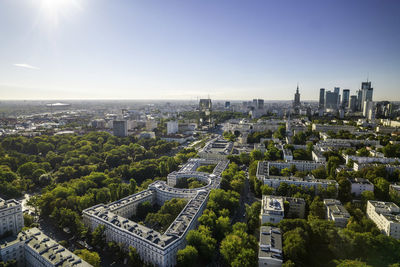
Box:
186, 226, 216, 261
176, 245, 198, 267
91, 225, 106, 249
74, 249, 101, 267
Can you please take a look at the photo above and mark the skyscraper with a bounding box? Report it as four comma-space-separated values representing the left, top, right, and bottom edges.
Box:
253, 99, 258, 108
334, 87, 341, 107
349, 95, 357, 112
319, 88, 325, 109
357, 89, 363, 111
257, 99, 264, 110
225, 101, 231, 109
325, 90, 339, 110
293, 84, 301, 108
361, 81, 373, 111
342, 89, 350, 109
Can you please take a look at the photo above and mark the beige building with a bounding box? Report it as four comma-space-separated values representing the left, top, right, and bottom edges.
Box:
366, 201, 400, 239
0, 198, 23, 236
323, 199, 350, 228
0, 227, 91, 267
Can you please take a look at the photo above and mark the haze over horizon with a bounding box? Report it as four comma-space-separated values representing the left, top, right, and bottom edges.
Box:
0, 0, 399, 101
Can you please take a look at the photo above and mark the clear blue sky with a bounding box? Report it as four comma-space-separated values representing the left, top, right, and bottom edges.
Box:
0, 0, 399, 100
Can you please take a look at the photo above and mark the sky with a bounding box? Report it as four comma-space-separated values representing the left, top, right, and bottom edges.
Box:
0, 0, 399, 101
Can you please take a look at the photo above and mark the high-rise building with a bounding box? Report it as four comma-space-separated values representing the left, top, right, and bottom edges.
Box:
325, 90, 339, 110
252, 99, 258, 108
349, 95, 357, 112
319, 88, 325, 109
199, 98, 212, 128
257, 99, 264, 110
334, 87, 341, 107
342, 89, 350, 109
293, 85, 301, 108
225, 101, 231, 109
113, 120, 128, 137
363, 100, 375, 120
199, 99, 212, 110
357, 89, 363, 111
361, 81, 373, 111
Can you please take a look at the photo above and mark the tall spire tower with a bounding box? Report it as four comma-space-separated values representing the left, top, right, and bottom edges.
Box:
293, 84, 301, 108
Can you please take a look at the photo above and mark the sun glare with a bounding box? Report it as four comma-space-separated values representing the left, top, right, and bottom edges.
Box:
39, 0, 80, 27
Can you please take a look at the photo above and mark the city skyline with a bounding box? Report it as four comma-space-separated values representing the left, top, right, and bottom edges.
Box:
0, 0, 399, 100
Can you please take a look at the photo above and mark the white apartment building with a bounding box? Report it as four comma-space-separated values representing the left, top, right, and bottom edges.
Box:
260, 196, 284, 224
256, 161, 324, 180
256, 161, 336, 193
311, 123, 356, 133
198, 137, 233, 160
349, 178, 374, 196
261, 196, 306, 222
0, 198, 23, 236
258, 226, 282, 267
83, 158, 228, 267
323, 199, 350, 228
0, 227, 91, 267
282, 147, 293, 162
166, 121, 179, 135
344, 155, 400, 165
366, 201, 400, 239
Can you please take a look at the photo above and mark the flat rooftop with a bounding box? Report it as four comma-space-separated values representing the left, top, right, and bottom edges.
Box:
259, 226, 283, 261
0, 198, 21, 210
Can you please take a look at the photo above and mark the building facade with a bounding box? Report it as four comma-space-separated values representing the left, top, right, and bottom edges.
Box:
0, 198, 23, 237
0, 227, 91, 267
366, 201, 400, 239
323, 199, 350, 228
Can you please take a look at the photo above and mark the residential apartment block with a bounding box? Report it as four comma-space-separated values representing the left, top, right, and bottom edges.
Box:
83, 158, 228, 267
349, 178, 374, 196
323, 199, 350, 228
258, 226, 283, 267
366, 201, 400, 239
0, 198, 23, 236
0, 227, 91, 267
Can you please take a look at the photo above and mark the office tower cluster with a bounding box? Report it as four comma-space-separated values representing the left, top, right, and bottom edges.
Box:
318, 80, 379, 120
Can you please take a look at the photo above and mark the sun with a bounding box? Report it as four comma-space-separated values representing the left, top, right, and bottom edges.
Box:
39, 0, 81, 27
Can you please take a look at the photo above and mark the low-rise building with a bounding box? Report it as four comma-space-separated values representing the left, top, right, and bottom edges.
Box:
349, 178, 374, 196
344, 155, 400, 165
256, 161, 324, 180
323, 199, 350, 228
258, 226, 283, 267
284, 197, 306, 219
312, 124, 356, 133
0, 198, 23, 236
312, 149, 326, 163
260, 196, 284, 224
282, 147, 293, 162
256, 162, 337, 194
261, 196, 306, 222
366, 201, 400, 239
0, 227, 91, 266
198, 137, 233, 159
